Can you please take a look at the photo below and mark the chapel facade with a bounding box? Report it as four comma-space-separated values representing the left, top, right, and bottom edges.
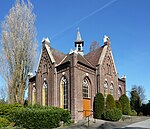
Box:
28, 30, 126, 122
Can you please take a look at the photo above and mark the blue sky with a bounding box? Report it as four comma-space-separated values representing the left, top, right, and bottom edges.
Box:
0, 0, 150, 101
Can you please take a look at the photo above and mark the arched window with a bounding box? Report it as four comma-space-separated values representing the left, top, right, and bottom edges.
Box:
110, 83, 114, 96
42, 82, 48, 106
118, 87, 122, 98
104, 81, 108, 98
82, 77, 89, 98
60, 76, 68, 109
32, 86, 36, 105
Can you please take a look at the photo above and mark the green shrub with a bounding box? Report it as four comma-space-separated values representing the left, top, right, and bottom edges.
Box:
93, 92, 104, 119
11, 107, 71, 129
115, 100, 122, 110
119, 94, 130, 115
103, 108, 122, 121
129, 110, 137, 116
0, 117, 10, 128
138, 112, 143, 116
0, 103, 23, 120
106, 94, 115, 110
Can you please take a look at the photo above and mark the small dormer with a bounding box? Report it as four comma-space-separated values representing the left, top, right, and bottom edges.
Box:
75, 29, 84, 55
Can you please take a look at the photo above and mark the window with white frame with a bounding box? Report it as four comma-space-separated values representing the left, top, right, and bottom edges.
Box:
82, 77, 89, 98
110, 83, 114, 96
104, 81, 108, 98
60, 76, 68, 109
118, 87, 122, 98
42, 82, 48, 106
32, 86, 36, 105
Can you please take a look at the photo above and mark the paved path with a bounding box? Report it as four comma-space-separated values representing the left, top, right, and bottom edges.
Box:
122, 118, 150, 129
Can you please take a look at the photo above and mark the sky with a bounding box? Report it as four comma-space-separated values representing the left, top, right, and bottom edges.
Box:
0, 0, 150, 101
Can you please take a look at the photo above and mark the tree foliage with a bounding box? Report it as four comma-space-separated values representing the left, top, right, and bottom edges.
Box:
0, 0, 37, 104
130, 88, 141, 115
119, 94, 130, 115
132, 85, 146, 103
106, 94, 115, 110
93, 92, 104, 119
89, 41, 99, 52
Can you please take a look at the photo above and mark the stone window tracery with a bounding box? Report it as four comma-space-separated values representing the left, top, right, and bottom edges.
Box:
42, 82, 48, 106
82, 77, 89, 98
32, 86, 36, 105
104, 81, 108, 98
60, 76, 68, 109
110, 83, 114, 96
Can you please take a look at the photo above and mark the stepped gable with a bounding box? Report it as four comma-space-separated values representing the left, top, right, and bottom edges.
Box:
84, 46, 104, 67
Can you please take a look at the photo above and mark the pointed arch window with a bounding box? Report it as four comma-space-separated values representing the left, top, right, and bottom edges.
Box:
82, 77, 89, 98
42, 82, 48, 106
60, 76, 68, 109
110, 83, 114, 96
118, 86, 122, 98
32, 86, 36, 105
104, 81, 108, 98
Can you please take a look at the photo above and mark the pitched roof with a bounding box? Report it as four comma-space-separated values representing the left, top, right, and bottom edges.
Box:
84, 46, 104, 66
50, 47, 66, 64
77, 54, 95, 68
59, 52, 95, 69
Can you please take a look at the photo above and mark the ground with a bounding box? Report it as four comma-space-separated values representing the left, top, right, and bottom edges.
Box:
58, 116, 150, 129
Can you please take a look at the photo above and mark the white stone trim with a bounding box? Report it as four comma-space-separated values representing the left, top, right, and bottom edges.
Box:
98, 45, 107, 65
36, 43, 56, 72
109, 50, 117, 74
111, 81, 114, 84
45, 44, 55, 63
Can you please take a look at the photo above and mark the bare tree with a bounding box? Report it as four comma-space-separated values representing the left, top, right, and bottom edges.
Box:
0, 0, 37, 104
0, 83, 8, 102
132, 85, 146, 103
89, 41, 99, 52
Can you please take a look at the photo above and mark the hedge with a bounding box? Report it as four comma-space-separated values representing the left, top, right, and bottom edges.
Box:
115, 100, 122, 111
106, 94, 115, 110
0, 117, 10, 128
11, 107, 71, 129
103, 108, 122, 121
129, 110, 137, 116
0, 103, 23, 120
93, 93, 104, 119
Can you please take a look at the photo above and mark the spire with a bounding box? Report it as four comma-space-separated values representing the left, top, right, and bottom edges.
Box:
74, 28, 84, 56
76, 27, 82, 41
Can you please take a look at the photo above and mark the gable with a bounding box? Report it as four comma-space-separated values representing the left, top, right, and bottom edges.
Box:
99, 45, 117, 75
36, 45, 54, 73
36, 44, 66, 72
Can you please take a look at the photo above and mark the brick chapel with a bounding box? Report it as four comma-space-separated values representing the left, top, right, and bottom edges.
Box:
28, 30, 126, 121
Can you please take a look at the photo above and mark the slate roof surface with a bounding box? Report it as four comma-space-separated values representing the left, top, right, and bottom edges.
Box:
50, 47, 66, 64
84, 46, 104, 67
49, 45, 104, 68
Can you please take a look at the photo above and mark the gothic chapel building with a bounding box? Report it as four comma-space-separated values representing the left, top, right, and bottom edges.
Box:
28, 30, 126, 121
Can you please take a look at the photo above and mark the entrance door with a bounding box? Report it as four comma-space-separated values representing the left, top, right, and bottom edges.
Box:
83, 98, 91, 117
